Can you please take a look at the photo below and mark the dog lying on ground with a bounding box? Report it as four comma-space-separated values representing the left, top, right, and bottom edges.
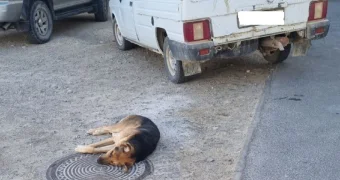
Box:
75, 115, 160, 171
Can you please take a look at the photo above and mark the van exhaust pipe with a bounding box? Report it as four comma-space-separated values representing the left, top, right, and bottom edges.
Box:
1, 22, 12, 30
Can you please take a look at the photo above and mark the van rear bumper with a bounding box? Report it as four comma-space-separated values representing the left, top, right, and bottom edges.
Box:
169, 19, 329, 61
168, 39, 259, 61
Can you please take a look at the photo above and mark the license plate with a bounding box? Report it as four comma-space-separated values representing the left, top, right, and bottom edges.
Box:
238, 10, 285, 27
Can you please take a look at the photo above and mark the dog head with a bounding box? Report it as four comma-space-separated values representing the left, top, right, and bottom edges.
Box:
97, 142, 135, 168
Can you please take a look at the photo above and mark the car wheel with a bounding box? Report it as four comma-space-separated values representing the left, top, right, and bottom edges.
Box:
95, 0, 109, 22
263, 44, 291, 64
112, 18, 135, 50
27, 0, 53, 44
163, 37, 185, 84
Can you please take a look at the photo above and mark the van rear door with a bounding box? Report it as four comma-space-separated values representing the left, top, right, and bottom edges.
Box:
182, 0, 311, 41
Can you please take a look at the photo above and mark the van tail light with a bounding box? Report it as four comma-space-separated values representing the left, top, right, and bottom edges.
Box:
183, 20, 211, 42
308, 0, 328, 21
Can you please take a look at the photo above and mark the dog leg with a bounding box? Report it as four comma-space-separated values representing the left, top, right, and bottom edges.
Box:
88, 115, 142, 135
87, 125, 128, 135
93, 145, 116, 153
75, 137, 115, 153
75, 145, 115, 154
113, 128, 140, 146
88, 137, 115, 148
87, 127, 112, 136
75, 145, 95, 153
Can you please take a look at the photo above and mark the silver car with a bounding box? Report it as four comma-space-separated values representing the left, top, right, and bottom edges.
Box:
0, 0, 109, 44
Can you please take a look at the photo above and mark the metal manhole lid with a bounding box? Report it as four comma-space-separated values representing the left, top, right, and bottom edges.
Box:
46, 153, 153, 180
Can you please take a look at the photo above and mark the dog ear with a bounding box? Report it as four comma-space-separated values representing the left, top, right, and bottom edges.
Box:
123, 144, 131, 153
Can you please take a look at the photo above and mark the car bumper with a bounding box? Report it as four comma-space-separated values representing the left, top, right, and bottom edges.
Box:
306, 19, 330, 40
168, 39, 259, 61
0, 1, 23, 22
169, 19, 329, 61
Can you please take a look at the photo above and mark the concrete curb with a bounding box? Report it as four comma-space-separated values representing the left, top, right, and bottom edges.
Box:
233, 66, 277, 180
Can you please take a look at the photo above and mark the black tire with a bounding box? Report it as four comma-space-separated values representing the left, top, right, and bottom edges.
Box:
95, 0, 109, 22
27, 1, 53, 44
112, 18, 135, 50
163, 37, 185, 84
263, 44, 291, 64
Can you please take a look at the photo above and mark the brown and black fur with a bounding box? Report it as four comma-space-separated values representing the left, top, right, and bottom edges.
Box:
75, 115, 160, 171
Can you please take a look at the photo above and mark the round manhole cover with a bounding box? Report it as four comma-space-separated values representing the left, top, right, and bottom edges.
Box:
46, 153, 153, 180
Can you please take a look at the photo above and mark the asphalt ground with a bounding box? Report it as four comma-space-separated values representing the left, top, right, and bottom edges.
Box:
241, 2, 340, 180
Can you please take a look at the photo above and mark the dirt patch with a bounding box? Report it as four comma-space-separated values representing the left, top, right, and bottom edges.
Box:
0, 14, 270, 180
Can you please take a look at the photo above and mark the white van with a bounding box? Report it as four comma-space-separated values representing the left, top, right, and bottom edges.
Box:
109, 0, 329, 84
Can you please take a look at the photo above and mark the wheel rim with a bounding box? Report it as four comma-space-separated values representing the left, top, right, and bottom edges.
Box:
166, 48, 177, 76
34, 8, 49, 36
114, 23, 123, 46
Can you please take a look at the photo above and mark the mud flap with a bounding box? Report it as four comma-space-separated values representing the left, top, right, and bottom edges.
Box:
15, 21, 30, 32
292, 40, 311, 57
182, 61, 202, 77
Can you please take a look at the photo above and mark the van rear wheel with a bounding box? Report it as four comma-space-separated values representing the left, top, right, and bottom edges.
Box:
163, 37, 185, 84
112, 18, 134, 50
263, 44, 291, 64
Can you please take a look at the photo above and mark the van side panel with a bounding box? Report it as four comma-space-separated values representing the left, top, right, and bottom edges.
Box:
133, 0, 184, 51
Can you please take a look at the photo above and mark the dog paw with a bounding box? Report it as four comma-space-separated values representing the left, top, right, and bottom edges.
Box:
87, 129, 96, 135
75, 145, 94, 153
87, 129, 104, 135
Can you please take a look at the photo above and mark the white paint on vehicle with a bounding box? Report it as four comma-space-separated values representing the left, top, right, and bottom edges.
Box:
110, 0, 312, 50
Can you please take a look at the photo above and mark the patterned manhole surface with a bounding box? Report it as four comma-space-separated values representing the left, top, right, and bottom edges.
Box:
46, 153, 153, 180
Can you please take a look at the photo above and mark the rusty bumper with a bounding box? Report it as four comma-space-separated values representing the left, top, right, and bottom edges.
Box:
168, 39, 258, 61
